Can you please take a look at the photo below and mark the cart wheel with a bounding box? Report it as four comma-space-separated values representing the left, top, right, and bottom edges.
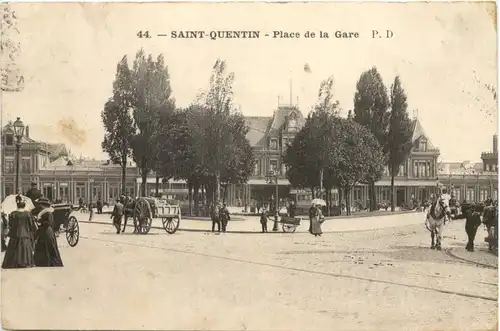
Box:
282, 224, 296, 233
66, 216, 79, 247
134, 199, 152, 234
162, 217, 180, 234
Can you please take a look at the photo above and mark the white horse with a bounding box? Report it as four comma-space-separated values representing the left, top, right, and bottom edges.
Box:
425, 195, 451, 251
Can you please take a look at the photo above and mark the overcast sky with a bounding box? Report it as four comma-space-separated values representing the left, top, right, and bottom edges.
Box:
2, 2, 497, 162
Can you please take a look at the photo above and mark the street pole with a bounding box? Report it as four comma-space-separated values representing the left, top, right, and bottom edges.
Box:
12, 118, 25, 195
272, 126, 283, 232
15, 138, 21, 194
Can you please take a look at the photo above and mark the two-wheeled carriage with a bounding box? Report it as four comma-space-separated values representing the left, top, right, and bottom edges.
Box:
50, 203, 80, 247
125, 197, 181, 235
1, 196, 80, 248
266, 212, 301, 233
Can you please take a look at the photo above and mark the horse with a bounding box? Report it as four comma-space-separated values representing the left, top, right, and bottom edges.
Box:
425, 195, 452, 251
122, 196, 137, 233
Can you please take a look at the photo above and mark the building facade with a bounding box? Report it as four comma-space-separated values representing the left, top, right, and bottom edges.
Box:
223, 106, 441, 211
437, 135, 498, 203
1, 121, 138, 202
3, 117, 496, 209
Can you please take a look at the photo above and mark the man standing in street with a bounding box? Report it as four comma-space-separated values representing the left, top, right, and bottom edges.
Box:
110, 197, 124, 234
26, 182, 42, 202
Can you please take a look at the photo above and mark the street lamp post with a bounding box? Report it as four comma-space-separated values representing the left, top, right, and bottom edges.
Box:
266, 167, 279, 232
12, 117, 25, 194
89, 177, 94, 221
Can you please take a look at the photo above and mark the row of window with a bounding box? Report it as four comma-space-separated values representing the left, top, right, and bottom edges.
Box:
3, 158, 31, 173
483, 163, 498, 172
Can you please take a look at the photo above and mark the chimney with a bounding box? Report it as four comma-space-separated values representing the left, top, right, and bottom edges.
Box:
494, 134, 498, 153
25, 125, 29, 138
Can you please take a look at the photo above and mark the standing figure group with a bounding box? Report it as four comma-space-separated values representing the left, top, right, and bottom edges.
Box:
211, 201, 231, 233
2, 196, 63, 269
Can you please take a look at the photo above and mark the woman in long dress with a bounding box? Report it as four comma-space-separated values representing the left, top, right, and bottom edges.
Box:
310, 205, 324, 237
33, 198, 63, 267
2, 198, 36, 269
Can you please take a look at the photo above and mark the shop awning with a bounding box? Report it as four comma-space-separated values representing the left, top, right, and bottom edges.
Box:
247, 179, 291, 185
375, 180, 439, 187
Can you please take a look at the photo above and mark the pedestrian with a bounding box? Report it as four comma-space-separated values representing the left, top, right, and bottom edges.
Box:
96, 198, 103, 214
88, 201, 94, 221
25, 181, 42, 203
308, 203, 316, 234
464, 205, 482, 252
33, 198, 63, 267
2, 196, 36, 269
211, 202, 221, 232
220, 203, 231, 233
1, 212, 8, 252
260, 209, 268, 233
483, 200, 497, 251
288, 200, 296, 218
310, 204, 324, 237
110, 197, 124, 234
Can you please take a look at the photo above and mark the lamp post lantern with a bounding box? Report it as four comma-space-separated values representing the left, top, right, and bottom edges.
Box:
12, 117, 25, 194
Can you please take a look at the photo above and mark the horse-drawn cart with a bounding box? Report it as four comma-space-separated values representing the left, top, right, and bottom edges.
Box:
128, 197, 181, 235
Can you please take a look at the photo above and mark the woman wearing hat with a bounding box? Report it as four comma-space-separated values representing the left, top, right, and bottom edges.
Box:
2, 195, 36, 269
33, 198, 63, 267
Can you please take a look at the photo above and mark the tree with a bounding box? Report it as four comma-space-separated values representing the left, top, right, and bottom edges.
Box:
353, 67, 390, 211
1, 6, 23, 92
329, 118, 385, 215
130, 50, 176, 196
283, 115, 322, 198
101, 56, 134, 195
387, 76, 413, 211
197, 59, 236, 203
313, 76, 340, 200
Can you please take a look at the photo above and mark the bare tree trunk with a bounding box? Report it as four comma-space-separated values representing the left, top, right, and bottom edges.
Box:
339, 187, 343, 215
187, 181, 193, 216
319, 168, 324, 199
141, 171, 147, 197
311, 187, 316, 199
194, 181, 200, 216
390, 173, 395, 212
215, 172, 221, 202
201, 184, 206, 216
121, 164, 127, 196
155, 175, 160, 196
370, 181, 377, 211
345, 186, 351, 216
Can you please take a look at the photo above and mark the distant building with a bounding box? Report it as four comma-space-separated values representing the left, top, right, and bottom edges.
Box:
1, 121, 138, 202
437, 135, 498, 202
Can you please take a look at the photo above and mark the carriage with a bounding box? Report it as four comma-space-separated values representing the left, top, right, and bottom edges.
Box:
266, 212, 302, 233
50, 203, 80, 247
1, 196, 80, 248
125, 197, 181, 235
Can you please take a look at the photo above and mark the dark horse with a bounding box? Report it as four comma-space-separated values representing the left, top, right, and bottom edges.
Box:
122, 196, 137, 233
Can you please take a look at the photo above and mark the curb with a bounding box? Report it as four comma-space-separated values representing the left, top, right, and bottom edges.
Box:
444, 247, 498, 270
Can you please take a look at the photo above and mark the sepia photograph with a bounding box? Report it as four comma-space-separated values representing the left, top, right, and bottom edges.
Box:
0, 2, 498, 330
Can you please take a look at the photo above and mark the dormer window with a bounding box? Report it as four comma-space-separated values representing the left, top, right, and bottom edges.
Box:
419, 138, 427, 151
269, 138, 278, 150
288, 117, 297, 131
5, 133, 13, 146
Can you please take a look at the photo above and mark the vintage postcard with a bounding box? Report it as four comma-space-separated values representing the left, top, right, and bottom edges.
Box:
0, 2, 498, 330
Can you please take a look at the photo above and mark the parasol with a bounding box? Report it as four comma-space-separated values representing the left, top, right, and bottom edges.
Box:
1, 195, 35, 215
311, 198, 326, 206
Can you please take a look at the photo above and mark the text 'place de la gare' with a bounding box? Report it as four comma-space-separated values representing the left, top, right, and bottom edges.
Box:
1, 105, 497, 213
151, 30, 382, 40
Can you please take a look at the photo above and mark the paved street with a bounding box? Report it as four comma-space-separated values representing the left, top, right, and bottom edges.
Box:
2, 212, 498, 330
